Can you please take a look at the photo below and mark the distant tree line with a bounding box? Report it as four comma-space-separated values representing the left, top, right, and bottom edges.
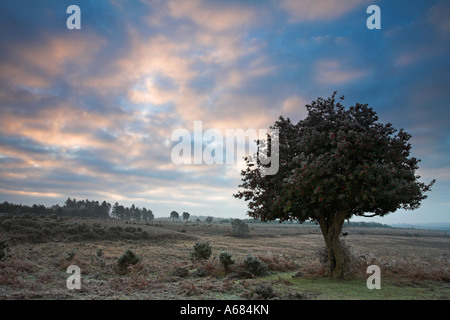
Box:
0, 198, 154, 222
111, 201, 154, 221
0, 201, 50, 216
0, 200, 393, 228
343, 221, 392, 228
62, 198, 111, 219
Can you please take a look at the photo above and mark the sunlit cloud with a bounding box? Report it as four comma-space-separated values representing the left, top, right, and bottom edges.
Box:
0, 0, 448, 223
282, 95, 309, 122
0, 188, 64, 199
315, 60, 368, 84
167, 0, 255, 32
280, 0, 367, 22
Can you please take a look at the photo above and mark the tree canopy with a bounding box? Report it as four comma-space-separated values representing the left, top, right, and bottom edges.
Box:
234, 93, 435, 278
170, 210, 179, 221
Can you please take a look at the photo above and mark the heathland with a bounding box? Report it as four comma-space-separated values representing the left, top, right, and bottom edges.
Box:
0, 214, 448, 300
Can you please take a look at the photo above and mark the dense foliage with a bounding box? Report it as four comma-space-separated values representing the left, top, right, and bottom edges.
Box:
190, 241, 212, 262
117, 249, 141, 273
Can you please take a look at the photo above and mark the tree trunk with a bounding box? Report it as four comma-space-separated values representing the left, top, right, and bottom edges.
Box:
318, 211, 349, 279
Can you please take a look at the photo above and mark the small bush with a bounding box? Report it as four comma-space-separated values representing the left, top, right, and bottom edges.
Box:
231, 219, 249, 237
124, 226, 137, 233
117, 249, 141, 273
244, 255, 268, 276
205, 216, 213, 224
109, 226, 123, 232
190, 241, 212, 262
253, 283, 275, 299
218, 251, 234, 272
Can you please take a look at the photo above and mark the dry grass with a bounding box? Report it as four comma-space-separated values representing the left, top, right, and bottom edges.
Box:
301, 240, 449, 283
0, 215, 448, 299
357, 254, 449, 282
256, 253, 297, 272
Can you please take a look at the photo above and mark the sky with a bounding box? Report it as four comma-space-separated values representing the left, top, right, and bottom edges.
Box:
0, 0, 449, 224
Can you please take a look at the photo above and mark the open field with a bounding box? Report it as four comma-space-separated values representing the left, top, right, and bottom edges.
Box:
0, 214, 449, 300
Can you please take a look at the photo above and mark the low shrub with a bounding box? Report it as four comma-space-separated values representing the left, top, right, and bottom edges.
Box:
243, 255, 268, 277
218, 251, 234, 272
124, 227, 136, 233
117, 249, 141, 273
190, 241, 212, 262
231, 219, 249, 237
253, 283, 275, 299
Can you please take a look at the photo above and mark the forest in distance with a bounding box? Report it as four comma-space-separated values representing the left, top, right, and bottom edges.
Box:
0, 198, 152, 221
1, 198, 446, 231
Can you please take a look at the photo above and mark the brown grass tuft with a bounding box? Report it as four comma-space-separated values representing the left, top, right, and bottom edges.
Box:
256, 253, 297, 272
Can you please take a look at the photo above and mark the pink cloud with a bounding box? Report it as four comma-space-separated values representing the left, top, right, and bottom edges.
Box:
85, 32, 195, 94
315, 60, 368, 84
0, 33, 105, 89
167, 0, 255, 32
280, 0, 368, 22
0, 188, 63, 199
282, 95, 309, 121
426, 1, 450, 35
128, 77, 178, 105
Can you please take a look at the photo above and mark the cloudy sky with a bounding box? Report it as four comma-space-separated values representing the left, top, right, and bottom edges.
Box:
0, 0, 448, 224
